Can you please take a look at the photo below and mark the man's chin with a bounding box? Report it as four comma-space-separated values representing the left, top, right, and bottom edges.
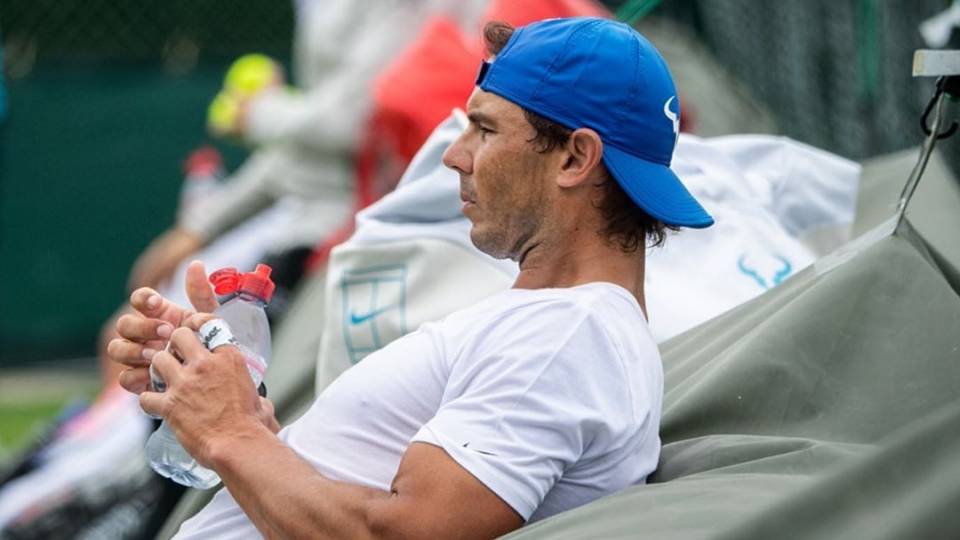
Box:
469, 228, 511, 260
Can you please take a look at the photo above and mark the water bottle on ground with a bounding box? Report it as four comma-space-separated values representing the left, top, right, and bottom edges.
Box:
145, 264, 275, 489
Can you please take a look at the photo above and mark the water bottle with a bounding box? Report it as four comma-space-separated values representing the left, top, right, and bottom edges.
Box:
146, 264, 275, 488
176, 145, 224, 223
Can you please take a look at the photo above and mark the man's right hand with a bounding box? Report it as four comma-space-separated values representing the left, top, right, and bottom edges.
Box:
108, 261, 219, 394
127, 227, 204, 292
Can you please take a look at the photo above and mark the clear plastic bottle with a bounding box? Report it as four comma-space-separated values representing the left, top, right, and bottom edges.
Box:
176, 145, 224, 223
146, 264, 275, 489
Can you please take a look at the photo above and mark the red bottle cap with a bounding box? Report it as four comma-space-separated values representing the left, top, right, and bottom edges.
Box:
183, 145, 223, 177
209, 268, 240, 295
208, 264, 275, 303
238, 264, 275, 303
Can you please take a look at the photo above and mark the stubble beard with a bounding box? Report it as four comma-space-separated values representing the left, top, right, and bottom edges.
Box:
470, 207, 542, 262
469, 148, 549, 262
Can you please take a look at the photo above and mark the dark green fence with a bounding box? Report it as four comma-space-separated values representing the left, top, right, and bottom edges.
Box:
1, 0, 293, 63
0, 64, 251, 364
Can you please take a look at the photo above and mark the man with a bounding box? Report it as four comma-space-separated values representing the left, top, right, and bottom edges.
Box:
109, 17, 713, 539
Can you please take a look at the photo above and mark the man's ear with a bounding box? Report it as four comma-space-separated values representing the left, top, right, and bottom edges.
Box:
557, 128, 604, 188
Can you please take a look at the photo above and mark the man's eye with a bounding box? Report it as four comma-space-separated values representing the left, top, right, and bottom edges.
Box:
479, 126, 494, 138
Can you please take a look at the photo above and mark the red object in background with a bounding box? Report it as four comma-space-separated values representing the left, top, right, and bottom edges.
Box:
307, 0, 612, 272
354, 16, 479, 212
366, 0, 611, 182
484, 0, 608, 28
182, 145, 223, 177
679, 96, 695, 133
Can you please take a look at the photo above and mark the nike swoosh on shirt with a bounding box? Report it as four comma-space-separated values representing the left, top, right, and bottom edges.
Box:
349, 305, 397, 325
462, 442, 497, 456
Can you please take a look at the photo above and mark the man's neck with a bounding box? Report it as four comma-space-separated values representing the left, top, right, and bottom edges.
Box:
512, 231, 647, 316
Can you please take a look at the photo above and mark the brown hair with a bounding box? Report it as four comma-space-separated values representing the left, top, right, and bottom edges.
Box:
482, 21, 676, 250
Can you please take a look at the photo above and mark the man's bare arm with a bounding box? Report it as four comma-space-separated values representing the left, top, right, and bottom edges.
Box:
142, 331, 523, 540
209, 427, 522, 540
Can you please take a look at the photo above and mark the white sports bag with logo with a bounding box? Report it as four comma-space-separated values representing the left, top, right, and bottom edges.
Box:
314, 113, 515, 391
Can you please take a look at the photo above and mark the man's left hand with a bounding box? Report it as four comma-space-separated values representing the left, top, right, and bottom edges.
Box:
140, 327, 268, 468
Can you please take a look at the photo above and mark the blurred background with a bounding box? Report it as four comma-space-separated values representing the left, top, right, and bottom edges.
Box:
0, 0, 958, 447
0, 0, 294, 365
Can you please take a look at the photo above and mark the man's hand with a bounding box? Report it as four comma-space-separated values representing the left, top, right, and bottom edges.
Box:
140, 327, 267, 467
127, 227, 204, 292
107, 261, 218, 394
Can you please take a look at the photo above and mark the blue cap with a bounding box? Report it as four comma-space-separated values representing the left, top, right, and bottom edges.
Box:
476, 17, 714, 228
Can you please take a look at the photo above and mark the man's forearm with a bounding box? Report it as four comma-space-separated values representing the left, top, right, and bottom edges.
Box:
178, 151, 277, 241
208, 421, 391, 540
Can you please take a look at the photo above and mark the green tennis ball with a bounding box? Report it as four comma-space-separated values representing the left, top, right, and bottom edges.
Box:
224, 54, 277, 98
207, 92, 239, 135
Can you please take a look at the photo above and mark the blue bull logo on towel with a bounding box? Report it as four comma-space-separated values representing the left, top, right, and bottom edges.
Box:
341, 264, 408, 364
737, 252, 793, 290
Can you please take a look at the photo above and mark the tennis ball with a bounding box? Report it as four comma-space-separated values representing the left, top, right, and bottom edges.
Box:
224, 54, 277, 98
207, 91, 240, 135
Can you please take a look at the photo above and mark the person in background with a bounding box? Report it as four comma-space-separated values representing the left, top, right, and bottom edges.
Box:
127, 0, 492, 291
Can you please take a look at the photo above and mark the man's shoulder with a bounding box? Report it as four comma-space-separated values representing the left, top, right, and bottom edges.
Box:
461, 282, 639, 316
439, 282, 652, 361
437, 283, 643, 335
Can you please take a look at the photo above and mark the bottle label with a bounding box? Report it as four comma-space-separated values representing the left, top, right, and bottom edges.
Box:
197, 319, 266, 383
198, 319, 241, 350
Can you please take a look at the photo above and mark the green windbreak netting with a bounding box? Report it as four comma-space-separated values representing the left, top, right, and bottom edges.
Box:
681, 0, 960, 176
0, 0, 292, 63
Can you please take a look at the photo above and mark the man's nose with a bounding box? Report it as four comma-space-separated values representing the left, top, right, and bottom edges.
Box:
442, 135, 471, 175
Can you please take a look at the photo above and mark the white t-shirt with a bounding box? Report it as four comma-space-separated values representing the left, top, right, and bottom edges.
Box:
176, 282, 662, 538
